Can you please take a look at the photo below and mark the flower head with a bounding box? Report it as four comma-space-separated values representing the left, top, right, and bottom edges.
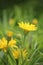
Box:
18, 22, 37, 32
7, 31, 13, 37
12, 49, 20, 59
32, 19, 38, 25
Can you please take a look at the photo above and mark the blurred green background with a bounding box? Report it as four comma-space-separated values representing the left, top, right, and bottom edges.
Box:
0, 0, 43, 26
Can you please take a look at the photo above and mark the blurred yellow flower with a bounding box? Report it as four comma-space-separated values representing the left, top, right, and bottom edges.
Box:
7, 31, 13, 37
8, 39, 18, 48
22, 49, 28, 59
32, 19, 38, 25
9, 19, 14, 25
12, 49, 28, 59
12, 49, 20, 59
18, 22, 37, 32
0, 37, 7, 52
0, 37, 18, 52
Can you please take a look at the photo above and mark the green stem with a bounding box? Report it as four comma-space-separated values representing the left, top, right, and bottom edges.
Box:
29, 32, 33, 49
16, 59, 18, 65
23, 31, 28, 48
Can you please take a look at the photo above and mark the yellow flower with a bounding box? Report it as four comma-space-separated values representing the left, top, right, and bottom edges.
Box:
0, 37, 7, 52
12, 49, 20, 59
18, 22, 37, 32
32, 19, 38, 25
0, 37, 18, 52
8, 39, 18, 48
22, 49, 28, 59
7, 31, 13, 37
9, 19, 14, 25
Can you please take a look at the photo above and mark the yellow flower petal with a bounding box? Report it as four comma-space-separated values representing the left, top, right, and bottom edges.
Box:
8, 39, 16, 47
22, 49, 28, 59
13, 45, 18, 48
0, 37, 7, 51
18, 22, 37, 32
